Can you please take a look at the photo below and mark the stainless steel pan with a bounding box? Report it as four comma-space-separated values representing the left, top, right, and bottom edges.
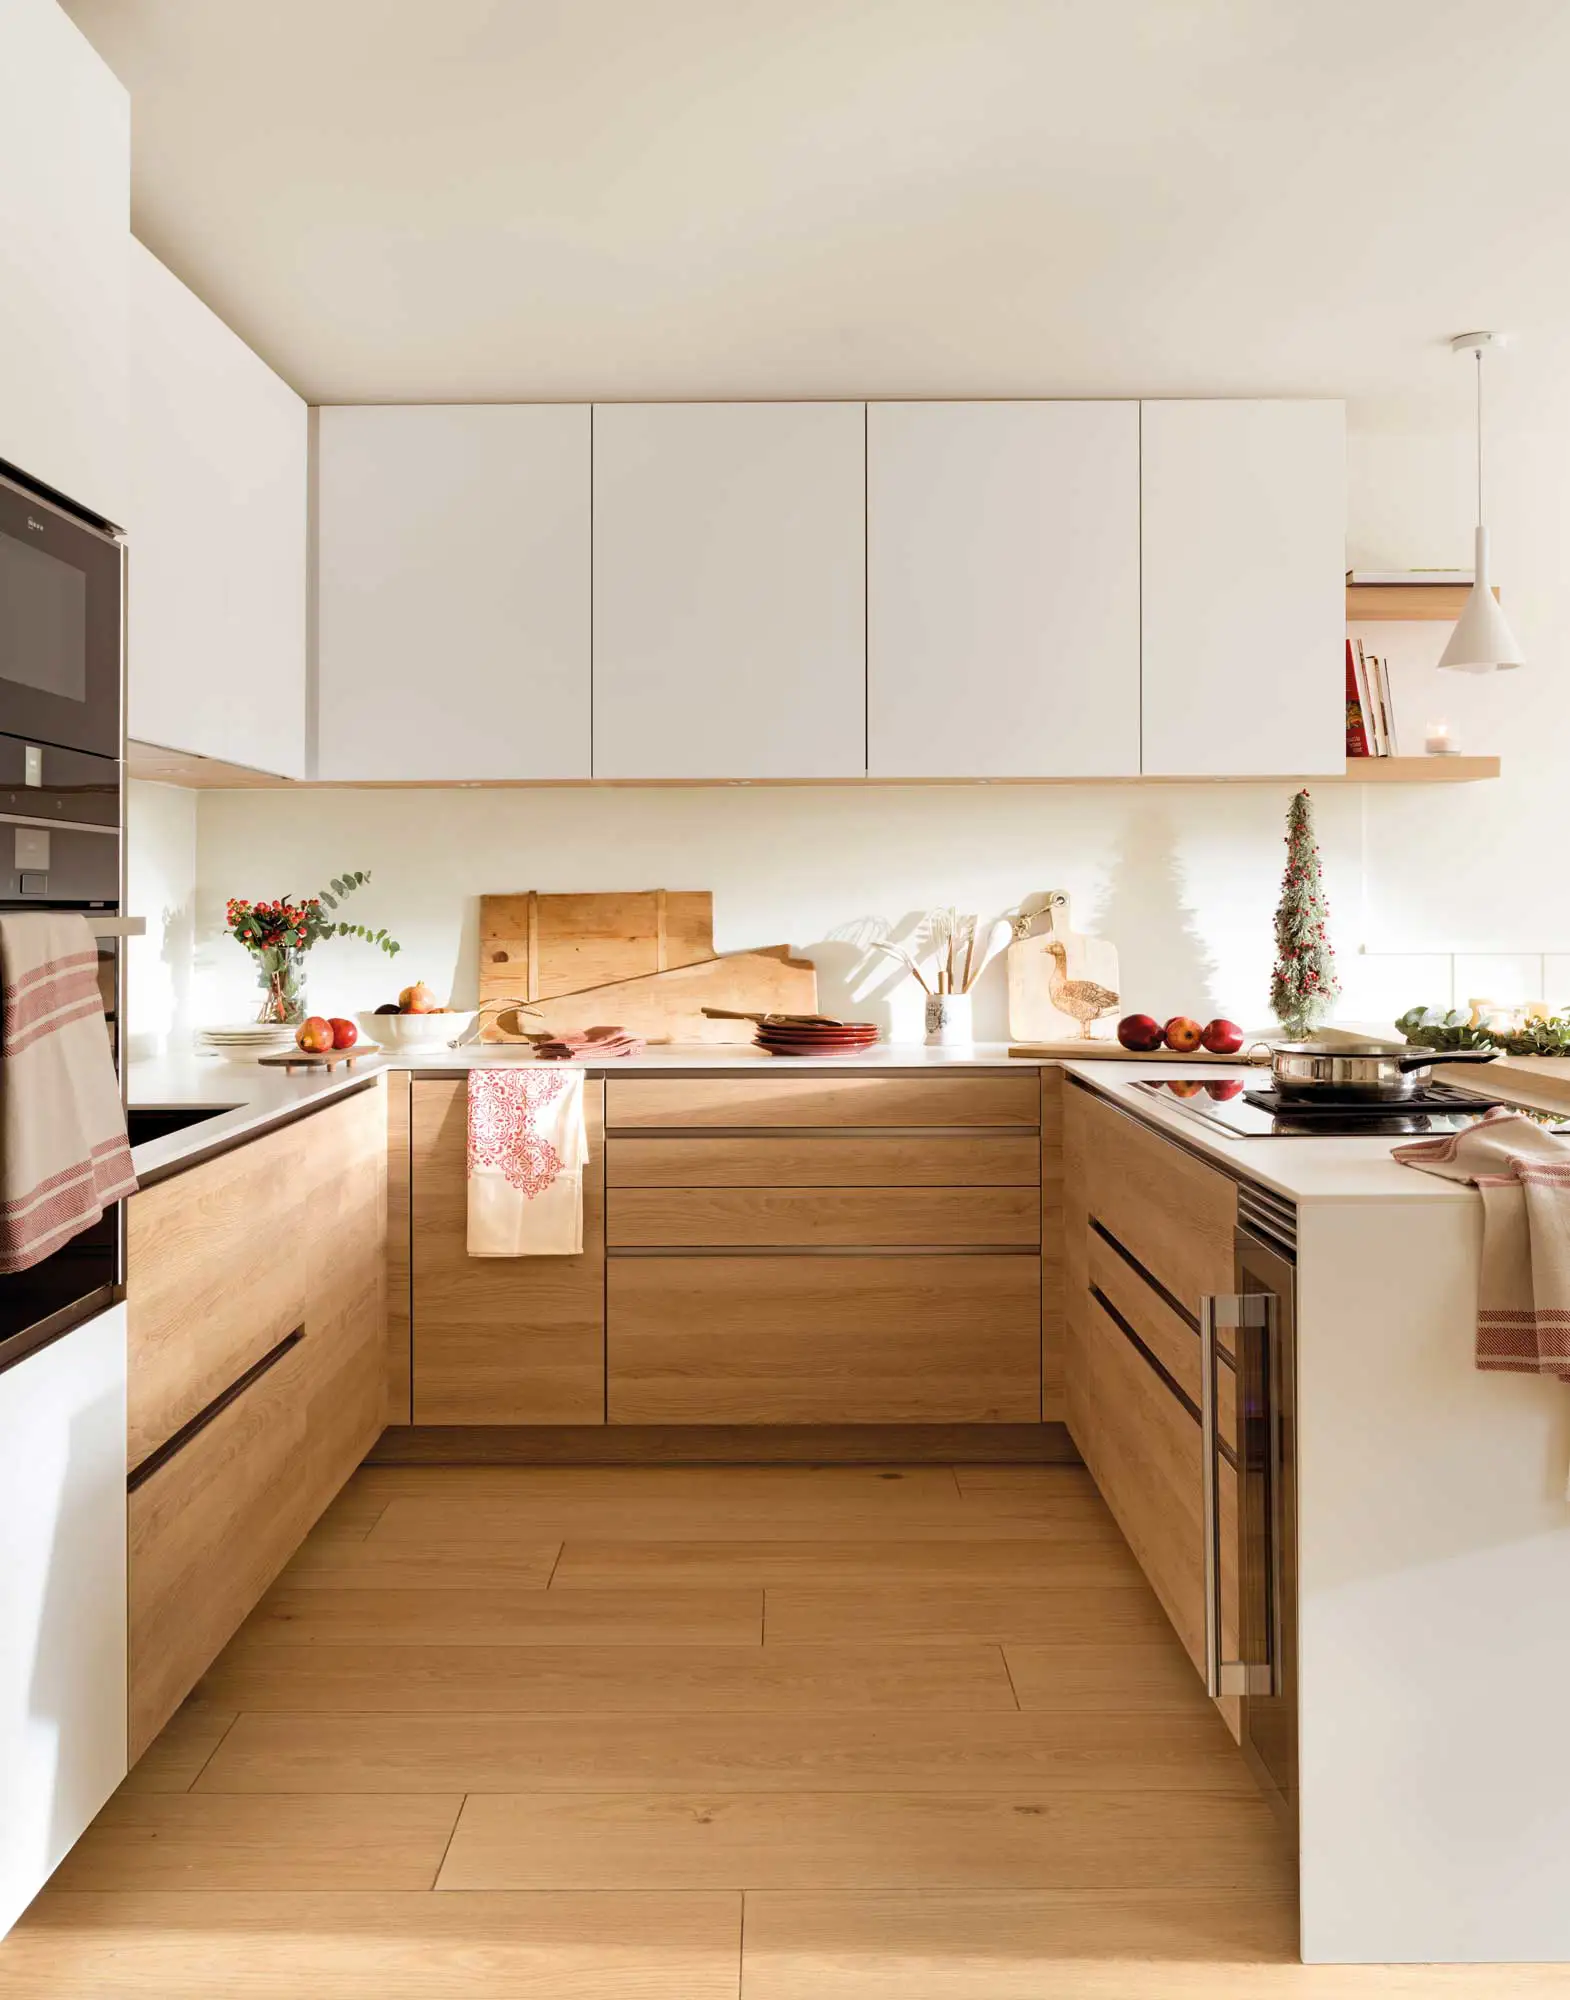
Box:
1263, 1042, 1499, 1103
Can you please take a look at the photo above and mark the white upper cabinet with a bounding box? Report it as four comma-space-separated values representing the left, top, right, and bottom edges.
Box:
1140, 400, 1346, 777
867, 402, 1140, 777
592, 403, 866, 779
0, 0, 128, 524
128, 243, 308, 777
316, 405, 591, 781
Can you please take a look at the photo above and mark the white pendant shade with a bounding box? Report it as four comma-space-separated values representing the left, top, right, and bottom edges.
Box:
1437, 525, 1524, 672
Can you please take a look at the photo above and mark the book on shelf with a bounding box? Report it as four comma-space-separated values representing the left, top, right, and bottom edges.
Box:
1353, 638, 1398, 757
1345, 639, 1371, 757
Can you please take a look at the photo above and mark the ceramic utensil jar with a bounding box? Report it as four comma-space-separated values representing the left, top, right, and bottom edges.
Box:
925, 992, 973, 1047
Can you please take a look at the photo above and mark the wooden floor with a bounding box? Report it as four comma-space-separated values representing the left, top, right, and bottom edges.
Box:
5, 1463, 1568, 1996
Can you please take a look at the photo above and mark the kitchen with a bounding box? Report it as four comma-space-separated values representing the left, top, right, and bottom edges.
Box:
6, 1, 1570, 1994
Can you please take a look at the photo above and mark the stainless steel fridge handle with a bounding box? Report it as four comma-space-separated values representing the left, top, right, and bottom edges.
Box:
1200, 1293, 1268, 1700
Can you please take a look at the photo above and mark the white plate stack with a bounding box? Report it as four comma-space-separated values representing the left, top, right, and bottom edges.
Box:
196, 1023, 299, 1063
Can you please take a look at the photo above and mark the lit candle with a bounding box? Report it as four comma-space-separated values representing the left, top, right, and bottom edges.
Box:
1425, 720, 1458, 756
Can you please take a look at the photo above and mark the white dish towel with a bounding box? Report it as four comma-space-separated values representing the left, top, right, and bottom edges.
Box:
465, 1067, 587, 1257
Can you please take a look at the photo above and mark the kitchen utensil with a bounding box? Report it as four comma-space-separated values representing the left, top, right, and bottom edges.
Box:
1263, 1042, 1499, 1103
357, 1009, 479, 1053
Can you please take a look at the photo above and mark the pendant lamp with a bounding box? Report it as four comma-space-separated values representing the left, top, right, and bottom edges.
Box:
1438, 330, 1524, 672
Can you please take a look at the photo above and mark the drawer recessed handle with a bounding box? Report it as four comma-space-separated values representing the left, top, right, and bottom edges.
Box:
128, 1326, 304, 1491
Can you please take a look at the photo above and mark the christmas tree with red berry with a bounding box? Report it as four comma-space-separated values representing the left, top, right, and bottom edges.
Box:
1270, 788, 1339, 1040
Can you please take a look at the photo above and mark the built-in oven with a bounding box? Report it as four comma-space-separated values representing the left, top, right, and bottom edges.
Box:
1200, 1182, 1299, 1848
0, 464, 123, 760
0, 725, 125, 1368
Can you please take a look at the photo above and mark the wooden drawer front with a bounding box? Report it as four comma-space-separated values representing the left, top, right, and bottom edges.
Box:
608, 1255, 1041, 1424
607, 1187, 1039, 1249
411, 1076, 606, 1426
1068, 1280, 1205, 1673
606, 1132, 1040, 1189
1069, 1085, 1237, 1319
1087, 1229, 1236, 1449
127, 1118, 310, 1470
605, 1071, 1041, 1131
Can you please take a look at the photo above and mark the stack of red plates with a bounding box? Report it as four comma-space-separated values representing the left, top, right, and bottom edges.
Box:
754, 1018, 881, 1058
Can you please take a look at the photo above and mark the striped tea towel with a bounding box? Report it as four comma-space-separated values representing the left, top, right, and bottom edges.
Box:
0, 912, 135, 1274
465, 1066, 587, 1256
1393, 1106, 1570, 1385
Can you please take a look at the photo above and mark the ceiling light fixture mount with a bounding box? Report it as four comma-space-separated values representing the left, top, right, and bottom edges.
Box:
1438, 329, 1524, 673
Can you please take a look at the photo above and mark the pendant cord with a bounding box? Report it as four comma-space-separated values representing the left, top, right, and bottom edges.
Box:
1475, 347, 1484, 529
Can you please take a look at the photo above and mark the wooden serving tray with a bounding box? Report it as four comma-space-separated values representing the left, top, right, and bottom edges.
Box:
256, 1043, 384, 1074
1009, 1041, 1269, 1064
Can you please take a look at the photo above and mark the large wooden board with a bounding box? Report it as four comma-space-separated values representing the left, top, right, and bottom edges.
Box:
486, 951, 819, 1046
1007, 891, 1121, 1045
479, 891, 715, 1003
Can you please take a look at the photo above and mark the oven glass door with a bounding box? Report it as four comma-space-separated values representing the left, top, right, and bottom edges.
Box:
0, 477, 122, 758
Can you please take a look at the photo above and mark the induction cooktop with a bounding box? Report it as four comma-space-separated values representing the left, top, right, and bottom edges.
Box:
1129, 1075, 1569, 1139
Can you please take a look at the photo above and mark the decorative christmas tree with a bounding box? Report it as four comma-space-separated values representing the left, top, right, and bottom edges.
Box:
1270, 789, 1339, 1040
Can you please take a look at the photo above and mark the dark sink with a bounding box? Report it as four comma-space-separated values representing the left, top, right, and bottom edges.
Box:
127, 1104, 241, 1146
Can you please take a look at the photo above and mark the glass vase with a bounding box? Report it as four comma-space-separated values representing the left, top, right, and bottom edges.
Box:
254, 945, 308, 1025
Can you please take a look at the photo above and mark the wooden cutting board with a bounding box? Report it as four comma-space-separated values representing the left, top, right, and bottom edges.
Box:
480, 891, 715, 1002
477, 889, 817, 1044
1007, 891, 1122, 1044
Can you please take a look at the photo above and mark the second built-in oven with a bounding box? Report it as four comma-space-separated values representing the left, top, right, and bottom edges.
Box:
0, 463, 123, 759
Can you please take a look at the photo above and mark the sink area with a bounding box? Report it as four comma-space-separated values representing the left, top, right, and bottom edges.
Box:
126, 1104, 242, 1146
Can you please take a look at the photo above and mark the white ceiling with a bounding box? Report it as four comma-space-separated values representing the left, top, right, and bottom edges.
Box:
62, 0, 1570, 409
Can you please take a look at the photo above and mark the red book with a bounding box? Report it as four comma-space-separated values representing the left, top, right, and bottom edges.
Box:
1345, 639, 1370, 757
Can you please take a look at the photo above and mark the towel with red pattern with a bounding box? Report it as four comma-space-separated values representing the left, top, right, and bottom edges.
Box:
0, 912, 135, 1275
1393, 1106, 1570, 1386
465, 1066, 587, 1256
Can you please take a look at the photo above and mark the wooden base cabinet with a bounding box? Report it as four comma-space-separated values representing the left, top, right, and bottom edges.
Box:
127, 1087, 386, 1760
409, 1076, 606, 1425
1063, 1081, 1240, 1736
608, 1254, 1040, 1424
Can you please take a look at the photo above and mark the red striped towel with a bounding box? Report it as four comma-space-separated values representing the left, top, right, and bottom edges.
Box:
0, 912, 135, 1274
1393, 1106, 1570, 1381
533, 1026, 646, 1060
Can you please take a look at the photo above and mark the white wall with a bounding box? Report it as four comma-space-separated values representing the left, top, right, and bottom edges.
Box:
125, 779, 197, 1059
134, 384, 1568, 1050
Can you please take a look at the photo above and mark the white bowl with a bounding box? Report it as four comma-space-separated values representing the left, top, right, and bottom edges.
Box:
357, 1009, 477, 1054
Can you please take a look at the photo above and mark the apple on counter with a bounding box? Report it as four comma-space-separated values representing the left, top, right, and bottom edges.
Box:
1201, 1018, 1245, 1054
329, 1017, 358, 1049
1162, 1016, 1204, 1053
1116, 1014, 1164, 1052
294, 1016, 335, 1053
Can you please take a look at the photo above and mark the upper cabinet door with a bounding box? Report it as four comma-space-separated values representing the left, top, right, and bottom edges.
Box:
592, 404, 866, 779
316, 405, 591, 781
0, 0, 128, 524
128, 244, 308, 778
867, 402, 1140, 777
1141, 401, 1346, 777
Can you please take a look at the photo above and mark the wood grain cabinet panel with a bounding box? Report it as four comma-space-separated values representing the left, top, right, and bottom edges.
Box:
607, 1187, 1039, 1249
126, 1119, 311, 1471
411, 1077, 606, 1425
608, 1255, 1041, 1425
605, 1073, 1040, 1132
128, 1087, 386, 1760
1069, 1085, 1236, 1320
606, 1133, 1040, 1189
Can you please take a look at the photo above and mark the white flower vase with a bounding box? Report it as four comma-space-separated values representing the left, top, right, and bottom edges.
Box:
925, 992, 973, 1048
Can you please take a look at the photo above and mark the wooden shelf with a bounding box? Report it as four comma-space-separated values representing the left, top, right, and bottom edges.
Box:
1340, 755, 1498, 783
1347, 583, 1496, 622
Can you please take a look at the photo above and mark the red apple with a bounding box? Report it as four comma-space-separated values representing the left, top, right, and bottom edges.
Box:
295, 1016, 334, 1054
1163, 1016, 1204, 1053
328, 1017, 358, 1050
398, 981, 439, 1015
1201, 1017, 1245, 1055
1117, 1013, 1164, 1052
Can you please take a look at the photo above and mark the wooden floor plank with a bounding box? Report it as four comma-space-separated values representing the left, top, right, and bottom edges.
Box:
1004, 1640, 1208, 1713
46, 1794, 463, 1893
281, 1540, 562, 1591
119, 1702, 237, 1794
436, 1791, 1295, 1892
239, 1584, 763, 1647
765, 1582, 1174, 1646
4, 1891, 742, 1998
354, 1465, 973, 1504
738, 1889, 1570, 1996
196, 1642, 1017, 1714
552, 1539, 1140, 1589
195, 1709, 1256, 1796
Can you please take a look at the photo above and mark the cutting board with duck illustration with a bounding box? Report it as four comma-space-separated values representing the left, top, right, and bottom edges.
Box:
477, 890, 817, 1044
1007, 890, 1122, 1045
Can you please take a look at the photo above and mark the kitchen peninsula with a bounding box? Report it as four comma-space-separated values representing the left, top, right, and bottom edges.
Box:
121, 1040, 1570, 1967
